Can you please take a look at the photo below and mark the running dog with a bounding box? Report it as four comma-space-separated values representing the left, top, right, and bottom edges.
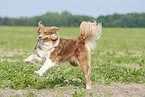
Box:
24, 21, 102, 89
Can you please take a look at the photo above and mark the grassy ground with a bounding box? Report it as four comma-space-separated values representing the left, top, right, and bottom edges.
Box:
0, 26, 145, 96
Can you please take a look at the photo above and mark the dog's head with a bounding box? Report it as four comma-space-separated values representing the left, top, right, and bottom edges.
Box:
37, 21, 59, 42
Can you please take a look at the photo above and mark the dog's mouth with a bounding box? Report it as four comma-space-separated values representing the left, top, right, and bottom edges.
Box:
34, 37, 52, 50
34, 34, 58, 50
38, 37, 51, 40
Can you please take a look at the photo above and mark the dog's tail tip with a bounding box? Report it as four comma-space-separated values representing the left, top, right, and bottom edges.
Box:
80, 20, 102, 50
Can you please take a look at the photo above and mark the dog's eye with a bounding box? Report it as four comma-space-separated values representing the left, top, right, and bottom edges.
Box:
44, 32, 48, 34
38, 32, 41, 34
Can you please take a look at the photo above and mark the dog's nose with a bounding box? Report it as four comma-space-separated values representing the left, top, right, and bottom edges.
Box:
38, 35, 42, 39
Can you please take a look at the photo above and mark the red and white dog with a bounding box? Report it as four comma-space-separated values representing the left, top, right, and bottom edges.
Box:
24, 21, 102, 89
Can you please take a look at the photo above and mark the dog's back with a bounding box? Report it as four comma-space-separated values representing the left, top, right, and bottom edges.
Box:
50, 21, 102, 64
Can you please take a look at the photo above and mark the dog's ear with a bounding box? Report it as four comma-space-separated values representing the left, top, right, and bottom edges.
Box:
51, 26, 59, 31
38, 21, 45, 28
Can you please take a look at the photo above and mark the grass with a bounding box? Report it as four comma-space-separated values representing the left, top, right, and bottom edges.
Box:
0, 26, 145, 96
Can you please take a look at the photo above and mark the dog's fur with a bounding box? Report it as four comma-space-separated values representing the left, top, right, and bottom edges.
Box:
24, 21, 102, 89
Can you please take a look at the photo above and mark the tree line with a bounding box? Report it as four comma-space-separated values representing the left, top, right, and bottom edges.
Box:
0, 11, 145, 27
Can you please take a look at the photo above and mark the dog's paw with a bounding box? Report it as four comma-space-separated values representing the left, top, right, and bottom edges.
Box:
24, 59, 31, 63
34, 71, 43, 76
86, 85, 91, 89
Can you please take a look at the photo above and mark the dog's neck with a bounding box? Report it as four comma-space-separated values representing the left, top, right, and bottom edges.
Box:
53, 37, 60, 48
36, 38, 60, 59
38, 37, 60, 51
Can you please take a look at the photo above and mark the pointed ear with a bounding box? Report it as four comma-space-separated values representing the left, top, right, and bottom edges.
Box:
38, 21, 44, 28
51, 26, 59, 31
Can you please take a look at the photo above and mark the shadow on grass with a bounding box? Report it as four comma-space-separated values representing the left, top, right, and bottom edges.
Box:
35, 76, 85, 89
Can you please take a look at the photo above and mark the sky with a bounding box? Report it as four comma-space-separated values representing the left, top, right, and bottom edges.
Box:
0, 0, 145, 18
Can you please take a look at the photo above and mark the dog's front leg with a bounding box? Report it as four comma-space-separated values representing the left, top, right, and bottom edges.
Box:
34, 58, 55, 76
24, 54, 42, 65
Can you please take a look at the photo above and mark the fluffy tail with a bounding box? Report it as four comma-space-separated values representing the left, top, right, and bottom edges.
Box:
80, 21, 102, 51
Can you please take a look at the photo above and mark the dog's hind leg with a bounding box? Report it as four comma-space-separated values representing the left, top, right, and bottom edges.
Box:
79, 62, 91, 89
78, 52, 91, 89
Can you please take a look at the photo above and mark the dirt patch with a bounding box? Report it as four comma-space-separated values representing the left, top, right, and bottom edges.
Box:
0, 88, 56, 97
99, 50, 144, 57
0, 49, 25, 62
92, 82, 145, 97
0, 83, 144, 97
0, 49, 24, 57
0, 58, 19, 62
114, 63, 142, 69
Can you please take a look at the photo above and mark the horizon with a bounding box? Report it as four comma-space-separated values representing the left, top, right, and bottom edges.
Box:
1, 11, 145, 18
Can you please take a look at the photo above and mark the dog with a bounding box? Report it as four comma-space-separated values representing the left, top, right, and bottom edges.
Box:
24, 21, 102, 89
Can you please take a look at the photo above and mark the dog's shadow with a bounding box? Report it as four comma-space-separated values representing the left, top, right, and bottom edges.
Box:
37, 75, 85, 89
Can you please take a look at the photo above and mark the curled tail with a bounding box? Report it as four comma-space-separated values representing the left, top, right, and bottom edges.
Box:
80, 21, 102, 51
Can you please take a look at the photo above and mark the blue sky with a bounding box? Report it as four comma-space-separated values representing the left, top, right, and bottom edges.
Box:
0, 0, 145, 18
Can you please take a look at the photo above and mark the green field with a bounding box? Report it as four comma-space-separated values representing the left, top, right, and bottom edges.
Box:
0, 26, 145, 96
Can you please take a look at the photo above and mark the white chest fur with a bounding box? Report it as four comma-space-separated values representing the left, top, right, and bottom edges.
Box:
37, 41, 54, 59
34, 39, 60, 76
37, 39, 59, 60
